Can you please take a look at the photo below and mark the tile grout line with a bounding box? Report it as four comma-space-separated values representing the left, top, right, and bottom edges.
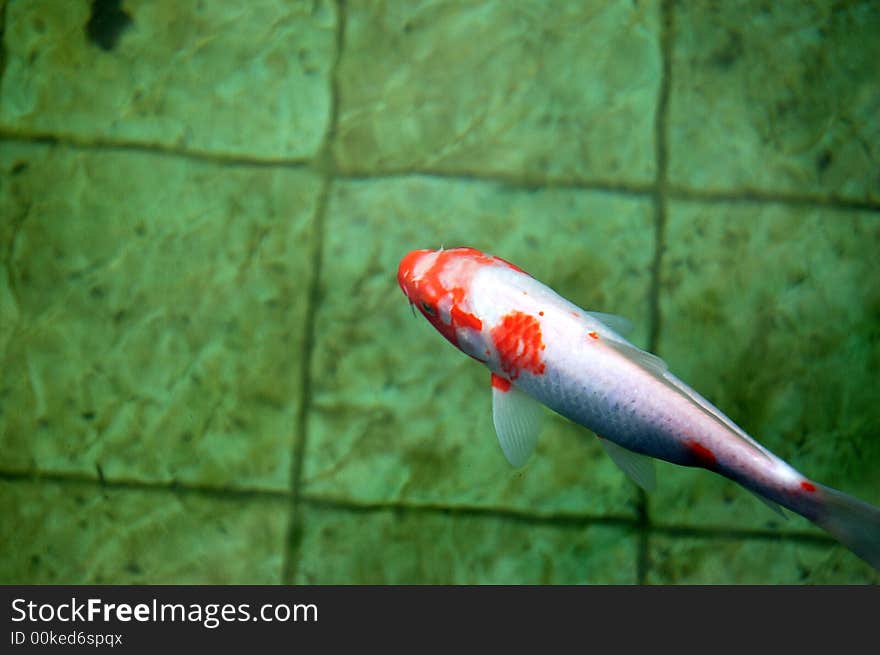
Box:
0, 2, 24, 318
0, 467, 837, 544
280, 0, 348, 585
666, 185, 880, 212
0, 468, 293, 502
0, 1, 7, 85
0, 468, 839, 547
279, 177, 329, 584
301, 495, 839, 547
2, 134, 879, 214
3, 129, 879, 214
638, 0, 675, 585
0, 129, 316, 168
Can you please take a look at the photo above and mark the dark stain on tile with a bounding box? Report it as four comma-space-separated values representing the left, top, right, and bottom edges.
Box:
816, 149, 833, 173
709, 29, 744, 70
85, 0, 134, 52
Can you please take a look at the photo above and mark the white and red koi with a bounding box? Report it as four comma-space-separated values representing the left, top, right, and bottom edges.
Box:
397, 246, 880, 570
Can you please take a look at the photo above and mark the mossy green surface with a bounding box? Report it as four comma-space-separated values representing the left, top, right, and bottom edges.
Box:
1, 0, 335, 159
291, 504, 637, 584
335, 0, 660, 183
647, 535, 873, 585
656, 202, 880, 532
669, 0, 880, 202
0, 480, 288, 584
1, 143, 321, 489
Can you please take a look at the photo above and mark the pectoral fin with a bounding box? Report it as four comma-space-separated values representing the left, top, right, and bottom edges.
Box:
598, 437, 657, 491
748, 490, 787, 519
491, 373, 544, 467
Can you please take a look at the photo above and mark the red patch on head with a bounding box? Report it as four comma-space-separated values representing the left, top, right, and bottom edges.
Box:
800, 480, 816, 493
588, 331, 599, 340
490, 311, 546, 380
687, 440, 716, 468
485, 252, 528, 275
491, 373, 512, 392
399, 248, 532, 353
451, 305, 482, 331
439, 247, 525, 274
397, 249, 430, 294
398, 250, 490, 347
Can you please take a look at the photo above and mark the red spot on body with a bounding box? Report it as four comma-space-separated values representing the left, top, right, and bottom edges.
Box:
539, 311, 544, 316
800, 480, 816, 493
687, 440, 716, 468
491, 373, 512, 392
491, 311, 546, 380
588, 331, 599, 340
451, 305, 482, 331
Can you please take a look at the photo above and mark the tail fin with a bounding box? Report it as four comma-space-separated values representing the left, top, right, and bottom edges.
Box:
813, 484, 880, 571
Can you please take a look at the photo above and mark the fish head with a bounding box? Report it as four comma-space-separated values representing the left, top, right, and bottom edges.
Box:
397, 247, 527, 360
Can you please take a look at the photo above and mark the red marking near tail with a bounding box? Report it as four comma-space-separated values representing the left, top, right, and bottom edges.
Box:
687, 440, 716, 467
491, 311, 546, 380
801, 480, 817, 493
491, 373, 512, 392
588, 331, 599, 340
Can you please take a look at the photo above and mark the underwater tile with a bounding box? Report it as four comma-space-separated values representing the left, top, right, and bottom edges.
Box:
304, 176, 655, 517
291, 503, 637, 584
652, 201, 880, 535
0, 478, 288, 584
0, 143, 320, 490
0, 0, 335, 160
647, 534, 879, 585
334, 0, 660, 184
668, 1, 880, 202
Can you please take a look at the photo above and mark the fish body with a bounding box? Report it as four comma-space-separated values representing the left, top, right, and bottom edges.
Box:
397, 246, 880, 570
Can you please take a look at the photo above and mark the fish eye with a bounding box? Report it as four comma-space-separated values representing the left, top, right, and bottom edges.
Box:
421, 301, 436, 316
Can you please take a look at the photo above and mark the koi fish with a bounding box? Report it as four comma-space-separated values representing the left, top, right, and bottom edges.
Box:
397, 246, 880, 570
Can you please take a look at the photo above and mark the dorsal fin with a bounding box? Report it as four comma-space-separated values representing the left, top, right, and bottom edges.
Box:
585, 311, 633, 337
603, 337, 668, 377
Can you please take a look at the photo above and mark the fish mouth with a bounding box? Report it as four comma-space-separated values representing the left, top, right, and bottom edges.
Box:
397, 249, 433, 298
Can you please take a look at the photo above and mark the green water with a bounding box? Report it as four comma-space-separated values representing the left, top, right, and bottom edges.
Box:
1, 0, 878, 584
